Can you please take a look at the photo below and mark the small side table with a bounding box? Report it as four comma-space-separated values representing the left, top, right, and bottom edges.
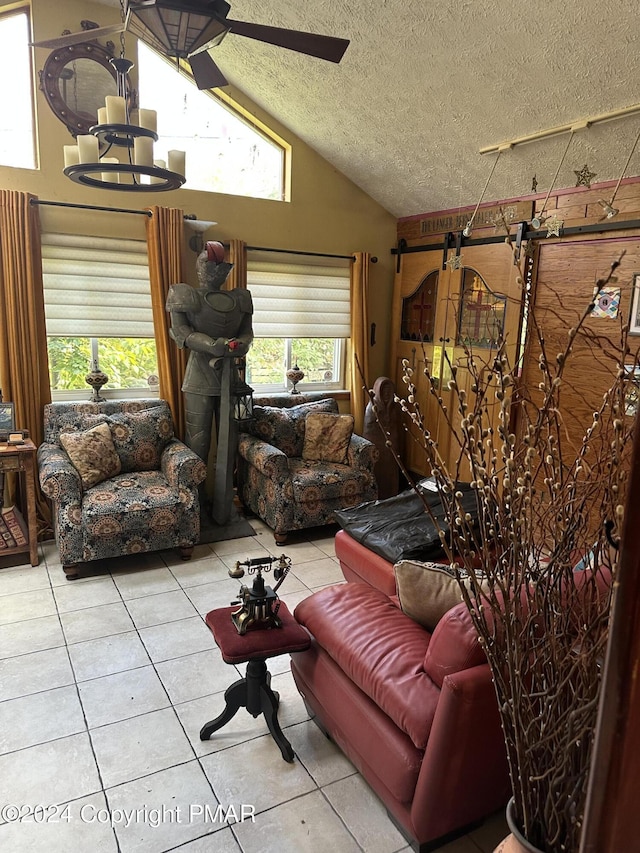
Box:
0, 440, 38, 567
200, 602, 311, 762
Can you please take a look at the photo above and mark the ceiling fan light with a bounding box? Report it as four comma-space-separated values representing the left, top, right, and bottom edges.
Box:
126, 2, 229, 59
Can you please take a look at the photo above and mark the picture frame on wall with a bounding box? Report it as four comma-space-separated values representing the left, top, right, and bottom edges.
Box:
624, 364, 640, 417
0, 403, 14, 433
629, 273, 640, 334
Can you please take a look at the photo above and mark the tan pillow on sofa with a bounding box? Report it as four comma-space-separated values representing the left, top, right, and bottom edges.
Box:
60, 422, 121, 489
394, 559, 486, 632
302, 412, 354, 464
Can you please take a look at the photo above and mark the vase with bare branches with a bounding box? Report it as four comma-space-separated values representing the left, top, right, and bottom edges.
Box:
372, 253, 634, 853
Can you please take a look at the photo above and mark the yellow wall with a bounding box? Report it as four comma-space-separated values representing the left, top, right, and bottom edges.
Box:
0, 0, 397, 383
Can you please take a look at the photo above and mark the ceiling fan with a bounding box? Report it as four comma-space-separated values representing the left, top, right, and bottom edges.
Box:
32, 0, 350, 90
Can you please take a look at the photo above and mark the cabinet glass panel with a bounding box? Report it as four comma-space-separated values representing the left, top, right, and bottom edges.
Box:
401, 270, 439, 342
457, 268, 506, 348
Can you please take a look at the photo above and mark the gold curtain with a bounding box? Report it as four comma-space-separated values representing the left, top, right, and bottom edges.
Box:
0, 190, 52, 533
145, 206, 187, 440
350, 252, 371, 433
226, 238, 247, 290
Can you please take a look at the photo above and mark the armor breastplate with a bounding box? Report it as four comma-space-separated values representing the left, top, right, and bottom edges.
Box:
187, 289, 246, 339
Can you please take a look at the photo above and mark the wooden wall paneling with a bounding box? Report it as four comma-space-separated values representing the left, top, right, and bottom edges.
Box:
521, 235, 640, 459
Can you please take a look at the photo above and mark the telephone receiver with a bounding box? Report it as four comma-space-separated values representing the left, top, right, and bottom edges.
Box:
229, 554, 291, 635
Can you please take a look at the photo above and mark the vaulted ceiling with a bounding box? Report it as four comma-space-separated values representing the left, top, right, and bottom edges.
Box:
97, 0, 640, 218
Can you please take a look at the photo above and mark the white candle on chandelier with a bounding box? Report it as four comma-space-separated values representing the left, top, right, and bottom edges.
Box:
105, 95, 126, 125
63, 145, 80, 168
96, 107, 108, 126
101, 157, 120, 184
151, 159, 166, 185
168, 149, 185, 176
138, 109, 157, 132
77, 135, 99, 163
134, 136, 154, 168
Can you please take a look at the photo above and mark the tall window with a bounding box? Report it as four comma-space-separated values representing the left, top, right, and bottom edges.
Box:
136, 42, 287, 201
0, 8, 36, 169
245, 252, 351, 393
41, 234, 159, 399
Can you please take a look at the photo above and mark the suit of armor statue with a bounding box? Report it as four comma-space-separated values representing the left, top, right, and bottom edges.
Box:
166, 241, 254, 467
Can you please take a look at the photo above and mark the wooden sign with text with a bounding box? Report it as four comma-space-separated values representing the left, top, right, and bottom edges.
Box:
398, 200, 534, 242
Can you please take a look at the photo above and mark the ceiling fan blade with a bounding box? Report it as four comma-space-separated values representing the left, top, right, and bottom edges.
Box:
31, 23, 125, 50
226, 20, 349, 63
189, 51, 228, 90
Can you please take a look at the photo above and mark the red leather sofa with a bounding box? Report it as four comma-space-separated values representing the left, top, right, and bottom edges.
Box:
291, 530, 510, 851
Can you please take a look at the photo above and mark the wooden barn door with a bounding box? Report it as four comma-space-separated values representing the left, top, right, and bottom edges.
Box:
392, 241, 525, 477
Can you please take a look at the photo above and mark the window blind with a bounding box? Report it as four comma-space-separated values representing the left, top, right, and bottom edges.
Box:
41, 233, 153, 338
247, 250, 351, 338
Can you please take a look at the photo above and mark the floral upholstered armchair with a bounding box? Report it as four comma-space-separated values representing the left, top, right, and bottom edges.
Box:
38, 399, 207, 579
237, 397, 378, 544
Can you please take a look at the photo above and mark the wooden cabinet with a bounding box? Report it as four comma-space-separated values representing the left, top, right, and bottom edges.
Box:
390, 242, 525, 477
0, 440, 39, 566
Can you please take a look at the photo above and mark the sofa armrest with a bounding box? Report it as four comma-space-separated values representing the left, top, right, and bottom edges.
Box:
347, 434, 378, 471
423, 602, 486, 687
37, 443, 82, 503
237, 434, 290, 479
410, 663, 510, 843
161, 439, 207, 488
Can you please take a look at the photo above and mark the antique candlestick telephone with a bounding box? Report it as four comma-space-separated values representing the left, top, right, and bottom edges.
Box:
229, 554, 292, 634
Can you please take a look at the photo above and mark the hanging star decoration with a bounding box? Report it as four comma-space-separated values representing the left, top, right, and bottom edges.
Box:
531, 174, 538, 192
545, 214, 564, 237
574, 164, 597, 188
446, 252, 463, 270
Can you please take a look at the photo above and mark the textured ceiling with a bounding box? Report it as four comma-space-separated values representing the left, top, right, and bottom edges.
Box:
96, 0, 640, 218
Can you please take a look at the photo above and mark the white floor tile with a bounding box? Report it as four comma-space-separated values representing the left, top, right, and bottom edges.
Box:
155, 649, 231, 705
286, 719, 356, 787
0, 685, 86, 754
68, 631, 151, 682
290, 557, 344, 589
184, 579, 244, 616
53, 575, 121, 613
174, 828, 241, 852
0, 587, 57, 626
124, 589, 198, 629
232, 789, 361, 853
0, 646, 74, 702
0, 614, 64, 659
106, 760, 220, 853
112, 567, 181, 600
78, 665, 170, 729
0, 565, 51, 597
0, 792, 118, 852
200, 735, 316, 813
0, 732, 101, 812
174, 692, 268, 757
322, 774, 407, 853
138, 616, 216, 663
166, 553, 232, 588
90, 707, 194, 789
60, 601, 136, 645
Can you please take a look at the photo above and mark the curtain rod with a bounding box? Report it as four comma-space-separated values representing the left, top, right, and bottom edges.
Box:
29, 199, 152, 217
244, 245, 357, 261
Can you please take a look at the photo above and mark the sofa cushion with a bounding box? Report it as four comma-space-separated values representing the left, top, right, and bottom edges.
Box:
248, 399, 338, 457
289, 458, 367, 504
395, 559, 489, 632
294, 583, 441, 749
108, 406, 174, 472
302, 413, 354, 464
59, 422, 121, 489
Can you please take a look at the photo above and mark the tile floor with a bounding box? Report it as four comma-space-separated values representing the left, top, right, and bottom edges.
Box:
0, 518, 508, 853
